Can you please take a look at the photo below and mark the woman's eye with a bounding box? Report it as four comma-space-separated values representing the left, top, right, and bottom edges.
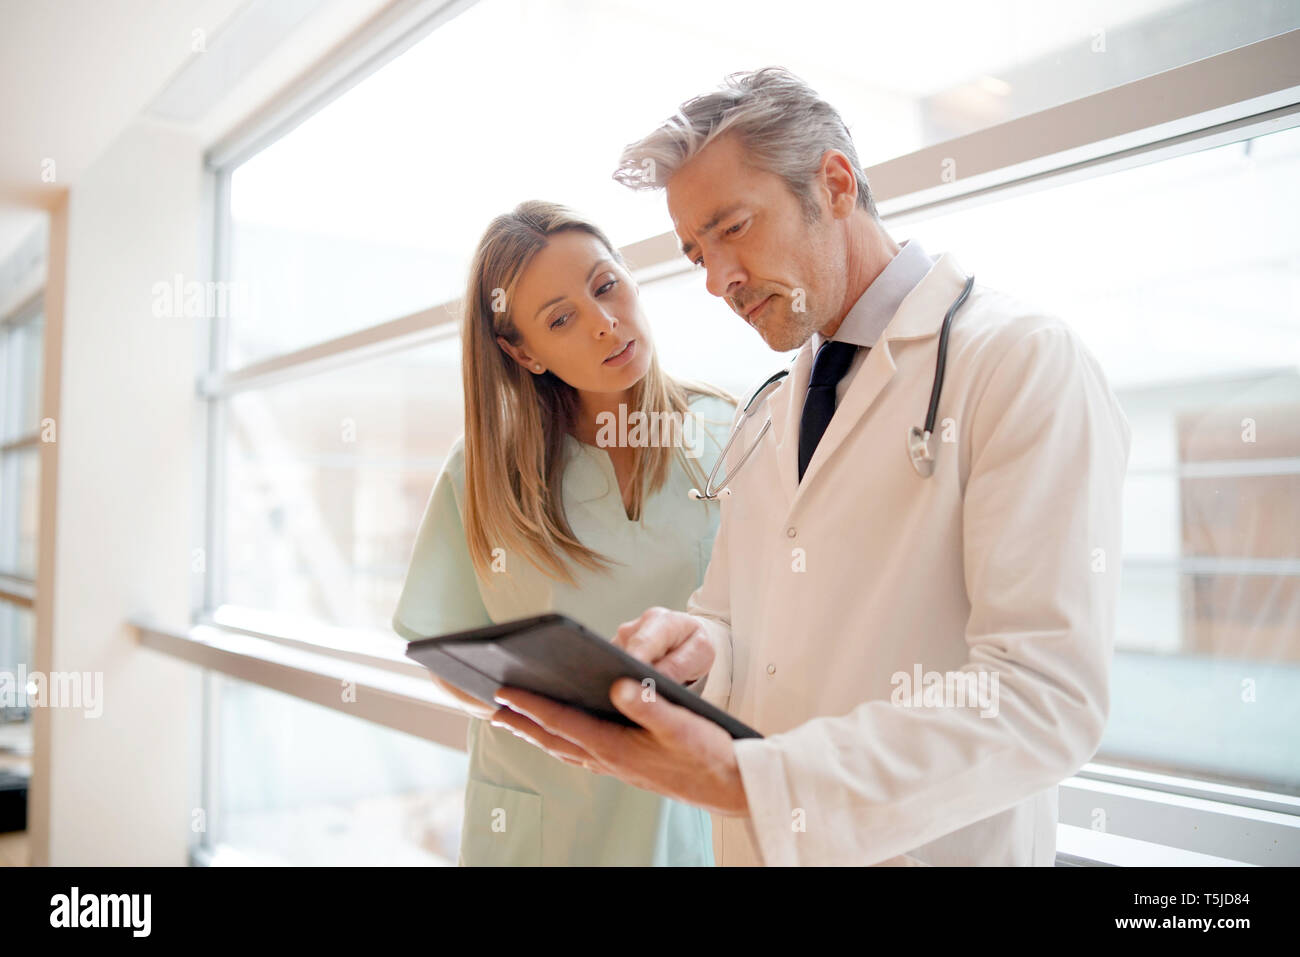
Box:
596, 279, 617, 296
549, 313, 570, 330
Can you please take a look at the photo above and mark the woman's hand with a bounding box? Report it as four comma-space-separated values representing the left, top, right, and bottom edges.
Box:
428, 674, 498, 721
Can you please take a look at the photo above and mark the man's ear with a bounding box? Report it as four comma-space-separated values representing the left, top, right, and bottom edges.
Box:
497, 334, 545, 374
819, 149, 859, 219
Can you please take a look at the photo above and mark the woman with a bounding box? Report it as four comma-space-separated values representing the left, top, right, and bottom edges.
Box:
391, 200, 736, 866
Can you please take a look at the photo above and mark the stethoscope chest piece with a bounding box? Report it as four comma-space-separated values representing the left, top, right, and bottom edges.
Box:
907, 425, 936, 477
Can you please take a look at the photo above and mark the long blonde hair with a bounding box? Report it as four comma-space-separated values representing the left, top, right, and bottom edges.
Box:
461, 200, 734, 585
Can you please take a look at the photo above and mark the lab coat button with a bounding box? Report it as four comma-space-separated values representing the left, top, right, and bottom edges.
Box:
786, 526, 796, 538
766, 663, 776, 675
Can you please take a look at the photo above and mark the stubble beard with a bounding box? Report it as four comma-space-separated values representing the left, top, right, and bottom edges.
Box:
754, 295, 824, 352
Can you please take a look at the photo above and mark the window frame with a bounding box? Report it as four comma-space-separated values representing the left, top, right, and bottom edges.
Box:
0, 284, 43, 728
0, 289, 44, 592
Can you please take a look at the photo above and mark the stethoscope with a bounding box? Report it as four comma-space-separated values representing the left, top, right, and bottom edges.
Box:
689, 274, 975, 500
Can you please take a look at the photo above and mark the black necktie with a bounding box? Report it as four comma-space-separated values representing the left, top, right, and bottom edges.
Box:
798, 340, 858, 482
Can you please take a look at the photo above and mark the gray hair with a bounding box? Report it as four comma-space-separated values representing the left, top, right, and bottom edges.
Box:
613, 67, 877, 223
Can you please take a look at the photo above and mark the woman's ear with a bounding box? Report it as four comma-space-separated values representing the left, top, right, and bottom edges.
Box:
497, 334, 546, 374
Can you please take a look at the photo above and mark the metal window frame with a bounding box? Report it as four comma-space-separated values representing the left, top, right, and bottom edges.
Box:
187, 22, 1300, 866
0, 277, 44, 738
0, 288, 45, 603
193, 164, 225, 859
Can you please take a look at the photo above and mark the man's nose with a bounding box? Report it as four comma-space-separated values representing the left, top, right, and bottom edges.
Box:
704, 252, 745, 300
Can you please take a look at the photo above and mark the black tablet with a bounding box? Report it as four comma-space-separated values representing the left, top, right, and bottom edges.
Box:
404, 613, 762, 740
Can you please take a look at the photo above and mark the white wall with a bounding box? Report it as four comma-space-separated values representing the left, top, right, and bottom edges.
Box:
31, 119, 204, 865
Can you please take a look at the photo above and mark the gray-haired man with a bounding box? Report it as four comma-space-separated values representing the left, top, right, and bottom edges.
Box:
494, 67, 1131, 866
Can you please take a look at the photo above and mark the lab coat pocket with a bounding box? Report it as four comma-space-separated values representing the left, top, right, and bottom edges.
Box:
459, 779, 543, 867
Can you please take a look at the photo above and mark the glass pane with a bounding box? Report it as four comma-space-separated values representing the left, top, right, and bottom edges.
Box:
16, 448, 38, 579
0, 328, 7, 441
0, 600, 33, 856
226, 0, 1298, 365
18, 314, 44, 436
895, 123, 1300, 794
0, 313, 42, 442
214, 676, 467, 865
0, 603, 35, 717
222, 337, 461, 630
638, 267, 797, 397
0, 448, 39, 580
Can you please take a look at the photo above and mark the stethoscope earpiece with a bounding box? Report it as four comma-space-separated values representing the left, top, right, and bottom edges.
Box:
689, 485, 732, 501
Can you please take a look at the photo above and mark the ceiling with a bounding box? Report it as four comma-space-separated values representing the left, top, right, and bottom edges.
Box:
0, 0, 395, 263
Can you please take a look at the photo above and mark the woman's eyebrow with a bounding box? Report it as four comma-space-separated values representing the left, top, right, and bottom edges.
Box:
533, 258, 615, 320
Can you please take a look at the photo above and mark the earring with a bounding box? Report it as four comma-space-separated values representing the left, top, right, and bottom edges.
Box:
533, 364, 543, 372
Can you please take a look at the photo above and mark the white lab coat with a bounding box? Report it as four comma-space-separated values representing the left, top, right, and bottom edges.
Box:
688, 251, 1133, 866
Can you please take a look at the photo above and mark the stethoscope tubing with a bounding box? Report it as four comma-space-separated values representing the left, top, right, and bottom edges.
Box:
923, 274, 975, 436
691, 274, 975, 499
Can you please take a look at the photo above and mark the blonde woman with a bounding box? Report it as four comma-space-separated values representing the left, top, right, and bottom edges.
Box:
392, 200, 736, 866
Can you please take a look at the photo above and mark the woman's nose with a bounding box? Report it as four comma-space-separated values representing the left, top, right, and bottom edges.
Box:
591, 305, 618, 336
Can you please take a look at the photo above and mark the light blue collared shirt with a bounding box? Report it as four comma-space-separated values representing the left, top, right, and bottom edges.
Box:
810, 238, 934, 406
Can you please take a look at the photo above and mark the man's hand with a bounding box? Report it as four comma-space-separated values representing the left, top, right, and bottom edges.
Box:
612, 607, 715, 684
492, 678, 749, 817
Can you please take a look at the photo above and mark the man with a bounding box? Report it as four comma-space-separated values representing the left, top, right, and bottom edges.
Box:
493, 67, 1132, 865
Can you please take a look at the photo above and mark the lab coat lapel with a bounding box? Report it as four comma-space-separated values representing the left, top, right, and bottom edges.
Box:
765, 341, 813, 506
792, 253, 968, 496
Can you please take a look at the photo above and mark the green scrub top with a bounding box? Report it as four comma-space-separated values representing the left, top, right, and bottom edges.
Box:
392, 393, 736, 866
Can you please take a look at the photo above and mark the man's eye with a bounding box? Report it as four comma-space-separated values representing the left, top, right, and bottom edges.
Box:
726, 222, 743, 235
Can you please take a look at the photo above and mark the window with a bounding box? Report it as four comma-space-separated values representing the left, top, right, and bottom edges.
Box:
0, 304, 43, 579
0, 605, 34, 718
224, 0, 1297, 363
221, 337, 462, 630
894, 123, 1300, 795
212, 676, 467, 865
0, 283, 43, 728
199, 0, 1300, 863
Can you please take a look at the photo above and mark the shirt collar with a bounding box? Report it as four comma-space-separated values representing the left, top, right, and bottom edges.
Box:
812, 238, 934, 350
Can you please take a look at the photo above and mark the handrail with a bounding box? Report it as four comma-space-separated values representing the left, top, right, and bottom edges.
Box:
0, 575, 36, 609
132, 618, 469, 752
